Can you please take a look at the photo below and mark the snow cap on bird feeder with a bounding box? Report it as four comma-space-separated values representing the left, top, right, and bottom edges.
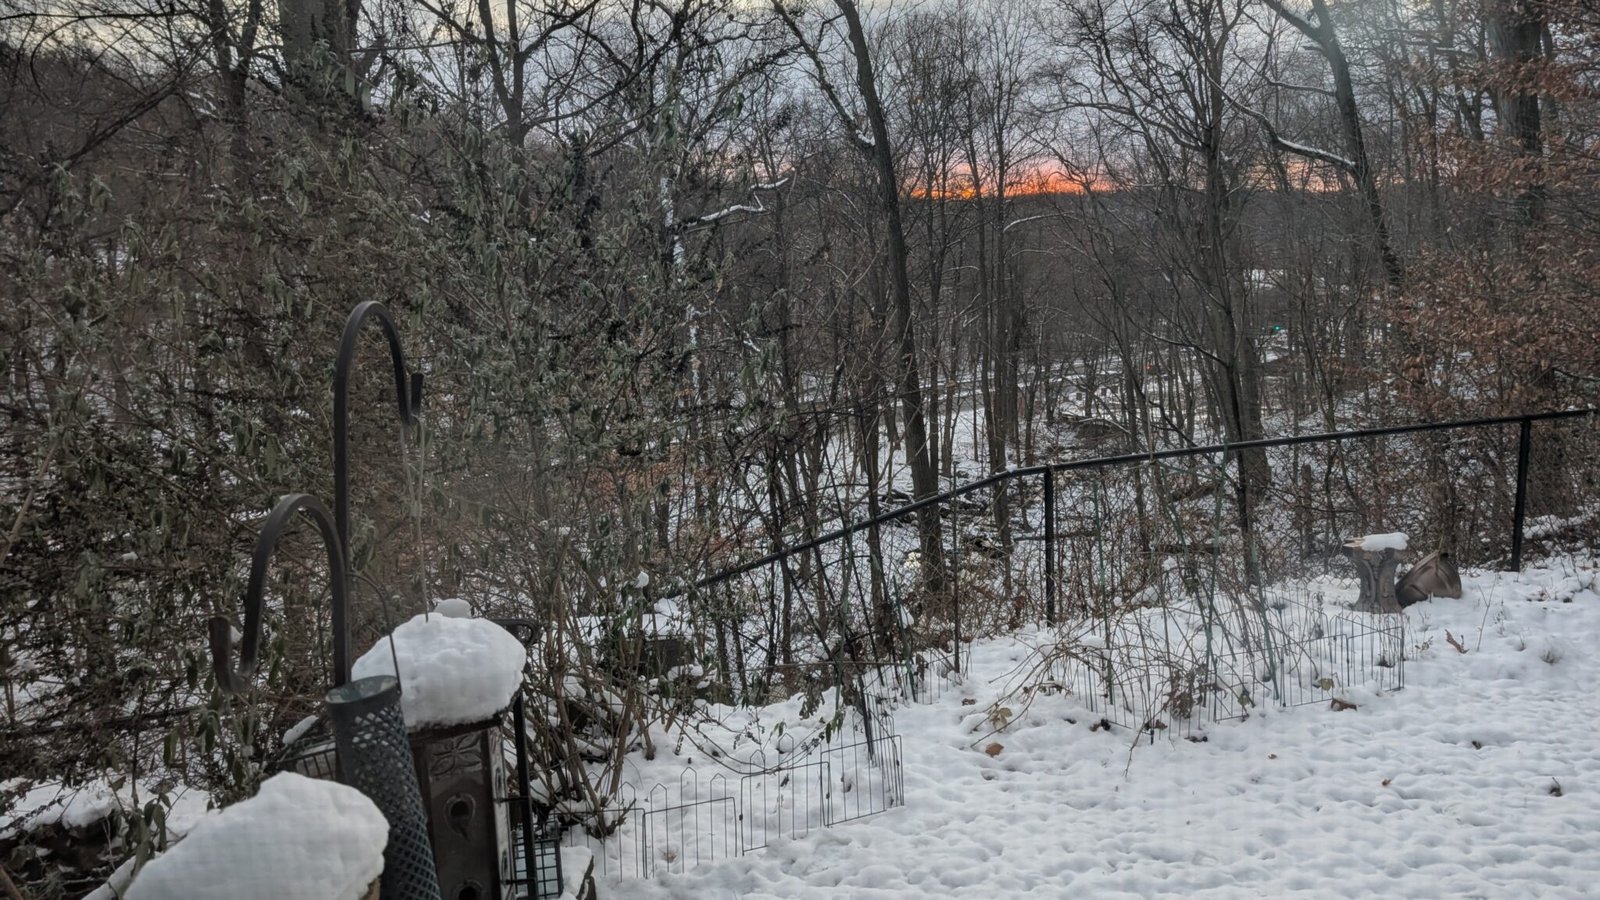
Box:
125, 772, 388, 900
352, 611, 530, 900
352, 612, 526, 731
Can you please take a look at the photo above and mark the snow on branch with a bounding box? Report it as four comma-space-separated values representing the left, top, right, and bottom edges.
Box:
1272, 136, 1355, 171
679, 178, 791, 231
1225, 89, 1355, 173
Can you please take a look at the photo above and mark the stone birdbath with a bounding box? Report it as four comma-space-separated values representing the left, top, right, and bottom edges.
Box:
1342, 532, 1411, 614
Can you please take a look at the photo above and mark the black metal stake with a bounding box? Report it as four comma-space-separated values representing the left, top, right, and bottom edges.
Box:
333, 301, 423, 650
214, 303, 422, 692
210, 493, 351, 692
1511, 416, 1533, 572
1043, 469, 1056, 625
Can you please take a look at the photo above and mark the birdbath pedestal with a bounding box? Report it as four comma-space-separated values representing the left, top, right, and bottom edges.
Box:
1342, 533, 1411, 614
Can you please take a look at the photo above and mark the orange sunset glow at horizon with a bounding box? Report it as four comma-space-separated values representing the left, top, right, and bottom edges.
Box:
907, 168, 1103, 200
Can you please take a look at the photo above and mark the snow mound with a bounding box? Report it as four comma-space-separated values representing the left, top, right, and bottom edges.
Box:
2, 780, 211, 840
1355, 531, 1409, 551
352, 613, 526, 729
1, 780, 118, 837
433, 597, 474, 618
125, 773, 386, 900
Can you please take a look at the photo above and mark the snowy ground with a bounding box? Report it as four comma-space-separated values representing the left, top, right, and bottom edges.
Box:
625, 558, 1600, 898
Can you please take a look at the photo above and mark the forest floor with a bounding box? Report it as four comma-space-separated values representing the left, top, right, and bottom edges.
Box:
624, 556, 1600, 898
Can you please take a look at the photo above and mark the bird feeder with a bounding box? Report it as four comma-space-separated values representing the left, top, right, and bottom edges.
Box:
351, 612, 564, 900
205, 303, 574, 898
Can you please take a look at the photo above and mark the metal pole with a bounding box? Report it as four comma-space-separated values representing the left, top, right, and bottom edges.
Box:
333, 301, 423, 684
1043, 469, 1057, 625
950, 470, 961, 674
1511, 416, 1533, 572
210, 493, 350, 693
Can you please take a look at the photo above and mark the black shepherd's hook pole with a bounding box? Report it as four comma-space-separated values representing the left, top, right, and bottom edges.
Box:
210, 494, 351, 693
334, 301, 424, 557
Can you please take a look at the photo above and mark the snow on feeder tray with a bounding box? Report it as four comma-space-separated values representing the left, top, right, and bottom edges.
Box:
125, 772, 388, 900
351, 611, 573, 900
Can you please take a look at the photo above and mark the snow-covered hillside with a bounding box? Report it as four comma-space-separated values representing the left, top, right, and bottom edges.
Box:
626, 558, 1600, 898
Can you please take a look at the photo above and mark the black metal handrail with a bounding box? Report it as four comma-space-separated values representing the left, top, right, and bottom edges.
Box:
686, 407, 1598, 594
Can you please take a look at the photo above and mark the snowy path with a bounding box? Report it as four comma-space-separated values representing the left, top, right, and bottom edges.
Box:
631, 560, 1600, 898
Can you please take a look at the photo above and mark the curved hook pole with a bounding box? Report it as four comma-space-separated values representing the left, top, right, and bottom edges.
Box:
210, 493, 351, 695
334, 300, 424, 556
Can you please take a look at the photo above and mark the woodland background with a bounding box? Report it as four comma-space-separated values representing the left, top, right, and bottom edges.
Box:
2, 0, 1598, 894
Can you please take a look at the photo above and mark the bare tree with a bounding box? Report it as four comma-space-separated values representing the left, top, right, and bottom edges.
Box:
1253, 0, 1403, 287
776, 0, 948, 608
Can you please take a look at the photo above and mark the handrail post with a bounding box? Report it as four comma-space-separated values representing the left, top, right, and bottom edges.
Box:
1511, 416, 1533, 572
1043, 469, 1057, 625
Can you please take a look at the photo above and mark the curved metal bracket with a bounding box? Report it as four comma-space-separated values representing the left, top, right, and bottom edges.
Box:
334, 300, 424, 554
491, 617, 543, 650
209, 493, 352, 694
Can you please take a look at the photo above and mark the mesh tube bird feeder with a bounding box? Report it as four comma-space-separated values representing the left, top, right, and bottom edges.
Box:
329, 675, 444, 900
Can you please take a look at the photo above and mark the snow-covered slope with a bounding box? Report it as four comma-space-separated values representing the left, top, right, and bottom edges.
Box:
629, 558, 1600, 898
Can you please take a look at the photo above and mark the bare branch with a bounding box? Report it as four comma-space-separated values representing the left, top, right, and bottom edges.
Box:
1224, 85, 1355, 172
770, 2, 872, 152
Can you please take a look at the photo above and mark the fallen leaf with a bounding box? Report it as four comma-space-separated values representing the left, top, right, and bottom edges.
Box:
985, 742, 1004, 757
1330, 698, 1359, 712
1268, 753, 1278, 760
1382, 778, 1393, 787
961, 698, 977, 706
1446, 631, 1468, 654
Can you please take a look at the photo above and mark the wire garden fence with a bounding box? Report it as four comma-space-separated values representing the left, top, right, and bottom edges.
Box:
673, 410, 1599, 735
563, 696, 904, 883
552, 410, 1596, 883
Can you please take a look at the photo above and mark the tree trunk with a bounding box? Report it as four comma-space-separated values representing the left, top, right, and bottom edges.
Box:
1486, 0, 1546, 225
836, 0, 946, 593
1263, 0, 1403, 288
